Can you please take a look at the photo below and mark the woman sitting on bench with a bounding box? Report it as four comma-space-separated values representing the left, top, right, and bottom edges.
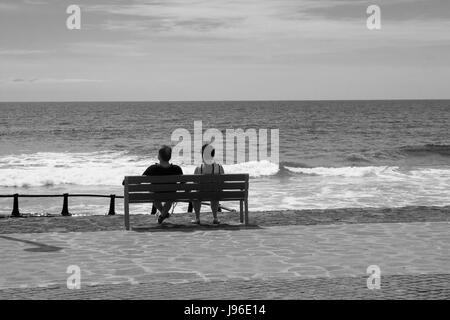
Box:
192, 143, 224, 225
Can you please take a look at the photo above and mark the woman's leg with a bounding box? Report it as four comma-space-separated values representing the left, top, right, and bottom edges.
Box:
162, 201, 173, 217
210, 201, 219, 222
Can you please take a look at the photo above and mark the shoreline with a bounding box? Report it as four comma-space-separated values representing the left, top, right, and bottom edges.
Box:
1, 205, 448, 234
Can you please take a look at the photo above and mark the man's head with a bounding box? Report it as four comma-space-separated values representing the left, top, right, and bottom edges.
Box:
158, 145, 172, 163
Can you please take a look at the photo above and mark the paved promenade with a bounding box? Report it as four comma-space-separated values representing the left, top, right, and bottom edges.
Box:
0, 221, 449, 299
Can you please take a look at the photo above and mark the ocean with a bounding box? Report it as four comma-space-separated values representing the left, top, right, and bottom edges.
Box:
0, 100, 449, 215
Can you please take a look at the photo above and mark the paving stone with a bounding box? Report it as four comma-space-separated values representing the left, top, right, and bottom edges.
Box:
0, 274, 445, 300
0, 217, 449, 299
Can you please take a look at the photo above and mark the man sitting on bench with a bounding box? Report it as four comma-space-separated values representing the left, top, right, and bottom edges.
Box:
142, 145, 183, 224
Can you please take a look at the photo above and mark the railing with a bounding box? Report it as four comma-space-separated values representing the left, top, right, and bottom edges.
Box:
0, 193, 123, 217
0, 194, 234, 217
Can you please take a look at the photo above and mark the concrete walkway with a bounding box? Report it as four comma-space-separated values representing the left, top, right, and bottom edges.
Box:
0, 222, 449, 299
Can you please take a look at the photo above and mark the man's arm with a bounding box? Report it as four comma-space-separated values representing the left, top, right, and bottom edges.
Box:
144, 165, 157, 215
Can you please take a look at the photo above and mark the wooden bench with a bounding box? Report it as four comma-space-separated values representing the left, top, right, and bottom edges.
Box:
123, 174, 249, 230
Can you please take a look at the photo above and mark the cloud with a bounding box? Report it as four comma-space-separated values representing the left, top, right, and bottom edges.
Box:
11, 78, 29, 83
65, 42, 148, 57
0, 49, 46, 55
3, 78, 105, 84
84, 1, 253, 34
80, 0, 450, 45
1, 0, 449, 101
288, 0, 450, 22
0, 0, 50, 12
23, 0, 50, 5
0, 3, 19, 11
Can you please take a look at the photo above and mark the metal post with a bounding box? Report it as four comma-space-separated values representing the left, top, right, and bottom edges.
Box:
107, 194, 116, 215
61, 193, 71, 216
11, 194, 21, 217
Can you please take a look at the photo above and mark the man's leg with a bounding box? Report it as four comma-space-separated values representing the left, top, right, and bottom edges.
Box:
193, 200, 201, 222
153, 201, 164, 213
156, 201, 173, 224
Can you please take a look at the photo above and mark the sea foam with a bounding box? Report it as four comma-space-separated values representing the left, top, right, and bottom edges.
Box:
1, 151, 449, 189
284, 165, 399, 177
0, 151, 280, 187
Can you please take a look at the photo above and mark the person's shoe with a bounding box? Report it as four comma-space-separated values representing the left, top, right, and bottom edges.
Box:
157, 213, 169, 224
212, 219, 220, 225
191, 219, 200, 225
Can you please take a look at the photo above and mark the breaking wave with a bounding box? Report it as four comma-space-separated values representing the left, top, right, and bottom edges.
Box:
284, 166, 399, 177
1, 151, 449, 188
0, 151, 280, 187
284, 165, 450, 179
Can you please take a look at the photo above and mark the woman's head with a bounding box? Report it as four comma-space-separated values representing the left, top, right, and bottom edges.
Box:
201, 143, 215, 164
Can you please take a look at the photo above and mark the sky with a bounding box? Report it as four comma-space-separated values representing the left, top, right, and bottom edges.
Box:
0, 0, 449, 101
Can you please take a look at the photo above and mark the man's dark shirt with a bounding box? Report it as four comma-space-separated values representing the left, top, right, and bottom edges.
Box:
143, 164, 183, 176
143, 164, 183, 215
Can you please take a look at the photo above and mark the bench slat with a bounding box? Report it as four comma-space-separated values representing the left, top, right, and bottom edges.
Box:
128, 191, 247, 202
125, 174, 249, 184
128, 182, 247, 192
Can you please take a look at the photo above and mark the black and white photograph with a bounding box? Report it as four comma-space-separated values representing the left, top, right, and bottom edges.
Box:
0, 0, 449, 307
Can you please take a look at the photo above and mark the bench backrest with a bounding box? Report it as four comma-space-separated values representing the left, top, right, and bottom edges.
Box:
124, 174, 249, 203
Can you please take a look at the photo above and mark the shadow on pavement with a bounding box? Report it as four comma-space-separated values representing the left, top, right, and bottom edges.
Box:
131, 222, 262, 233
0, 235, 63, 252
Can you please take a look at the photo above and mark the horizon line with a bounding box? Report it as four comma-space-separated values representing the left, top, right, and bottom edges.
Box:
1, 98, 449, 103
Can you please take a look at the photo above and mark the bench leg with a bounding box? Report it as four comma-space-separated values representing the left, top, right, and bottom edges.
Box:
240, 200, 244, 223
244, 199, 249, 225
124, 198, 130, 231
